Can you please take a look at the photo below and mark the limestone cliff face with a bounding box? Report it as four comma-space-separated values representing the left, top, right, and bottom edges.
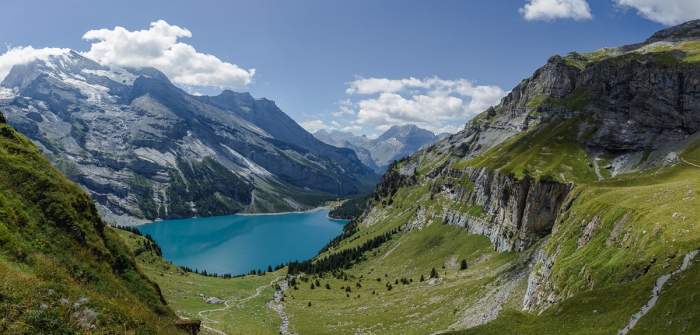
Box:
438, 20, 700, 173
436, 167, 572, 252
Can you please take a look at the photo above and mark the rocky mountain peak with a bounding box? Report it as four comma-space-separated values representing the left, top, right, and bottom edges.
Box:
375, 124, 436, 146
645, 19, 700, 43
314, 124, 446, 172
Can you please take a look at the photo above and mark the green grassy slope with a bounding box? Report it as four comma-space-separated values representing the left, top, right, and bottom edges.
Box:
0, 112, 184, 334
265, 137, 700, 335
115, 229, 284, 335
192, 36, 700, 333
443, 139, 700, 334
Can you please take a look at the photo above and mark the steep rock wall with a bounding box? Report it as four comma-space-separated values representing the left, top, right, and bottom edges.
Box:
437, 167, 573, 252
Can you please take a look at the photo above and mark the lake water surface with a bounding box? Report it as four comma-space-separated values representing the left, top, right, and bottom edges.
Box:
139, 210, 346, 276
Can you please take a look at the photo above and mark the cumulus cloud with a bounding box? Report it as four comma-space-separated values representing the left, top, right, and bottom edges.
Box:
300, 119, 362, 133
82, 20, 255, 88
0, 46, 69, 82
331, 99, 357, 117
300, 120, 328, 133
615, 0, 700, 25
344, 76, 506, 133
520, 0, 593, 21
0, 21, 255, 89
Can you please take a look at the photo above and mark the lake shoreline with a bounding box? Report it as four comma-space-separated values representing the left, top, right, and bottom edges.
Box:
237, 207, 325, 217
138, 209, 347, 276
135, 207, 334, 227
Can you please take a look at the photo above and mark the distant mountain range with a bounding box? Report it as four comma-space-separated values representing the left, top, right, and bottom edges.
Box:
314, 125, 449, 172
0, 51, 378, 224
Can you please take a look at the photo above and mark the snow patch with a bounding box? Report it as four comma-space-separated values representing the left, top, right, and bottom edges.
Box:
0, 87, 16, 99
59, 71, 114, 103
82, 68, 138, 86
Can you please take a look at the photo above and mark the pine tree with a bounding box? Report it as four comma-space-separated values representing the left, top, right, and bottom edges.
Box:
420, 274, 425, 282
460, 259, 468, 270
430, 267, 438, 279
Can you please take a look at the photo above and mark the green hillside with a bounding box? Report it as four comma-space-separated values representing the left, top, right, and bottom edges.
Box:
266, 28, 700, 334
0, 111, 186, 334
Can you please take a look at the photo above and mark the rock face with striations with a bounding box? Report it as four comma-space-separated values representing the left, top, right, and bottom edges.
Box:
0, 51, 378, 224
438, 167, 573, 252
437, 19, 700, 174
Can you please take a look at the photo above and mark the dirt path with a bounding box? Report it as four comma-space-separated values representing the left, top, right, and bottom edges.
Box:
617, 249, 699, 335
201, 324, 228, 335
681, 157, 700, 168
190, 275, 286, 335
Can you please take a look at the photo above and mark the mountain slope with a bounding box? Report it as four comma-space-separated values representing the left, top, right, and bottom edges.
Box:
315, 125, 449, 172
278, 20, 700, 334
0, 52, 378, 224
0, 110, 185, 333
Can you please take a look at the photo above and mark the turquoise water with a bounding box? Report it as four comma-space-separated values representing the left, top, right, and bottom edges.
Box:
139, 210, 346, 276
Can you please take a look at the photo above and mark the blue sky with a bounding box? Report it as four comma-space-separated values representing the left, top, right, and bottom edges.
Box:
1, 0, 698, 137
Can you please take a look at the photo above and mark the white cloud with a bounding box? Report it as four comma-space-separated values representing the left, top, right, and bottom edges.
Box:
346, 77, 427, 95
300, 119, 361, 133
300, 120, 328, 133
341, 125, 363, 132
331, 99, 357, 117
615, 0, 700, 25
0, 46, 69, 82
435, 124, 464, 134
82, 20, 255, 88
520, 0, 593, 21
345, 76, 506, 134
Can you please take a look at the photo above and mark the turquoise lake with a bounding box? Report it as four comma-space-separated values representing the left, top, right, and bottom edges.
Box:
139, 210, 346, 276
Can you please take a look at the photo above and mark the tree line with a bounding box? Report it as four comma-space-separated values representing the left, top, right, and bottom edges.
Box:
287, 227, 400, 276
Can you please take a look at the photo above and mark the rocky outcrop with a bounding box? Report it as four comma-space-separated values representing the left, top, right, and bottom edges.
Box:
437, 167, 573, 252
522, 244, 562, 311
436, 21, 700, 172
645, 19, 700, 43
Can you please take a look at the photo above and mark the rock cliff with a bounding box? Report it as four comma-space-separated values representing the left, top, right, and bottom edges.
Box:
436, 20, 700, 178
437, 167, 572, 252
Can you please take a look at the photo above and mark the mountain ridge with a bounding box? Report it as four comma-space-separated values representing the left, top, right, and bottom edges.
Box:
0, 51, 378, 224
314, 124, 449, 172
